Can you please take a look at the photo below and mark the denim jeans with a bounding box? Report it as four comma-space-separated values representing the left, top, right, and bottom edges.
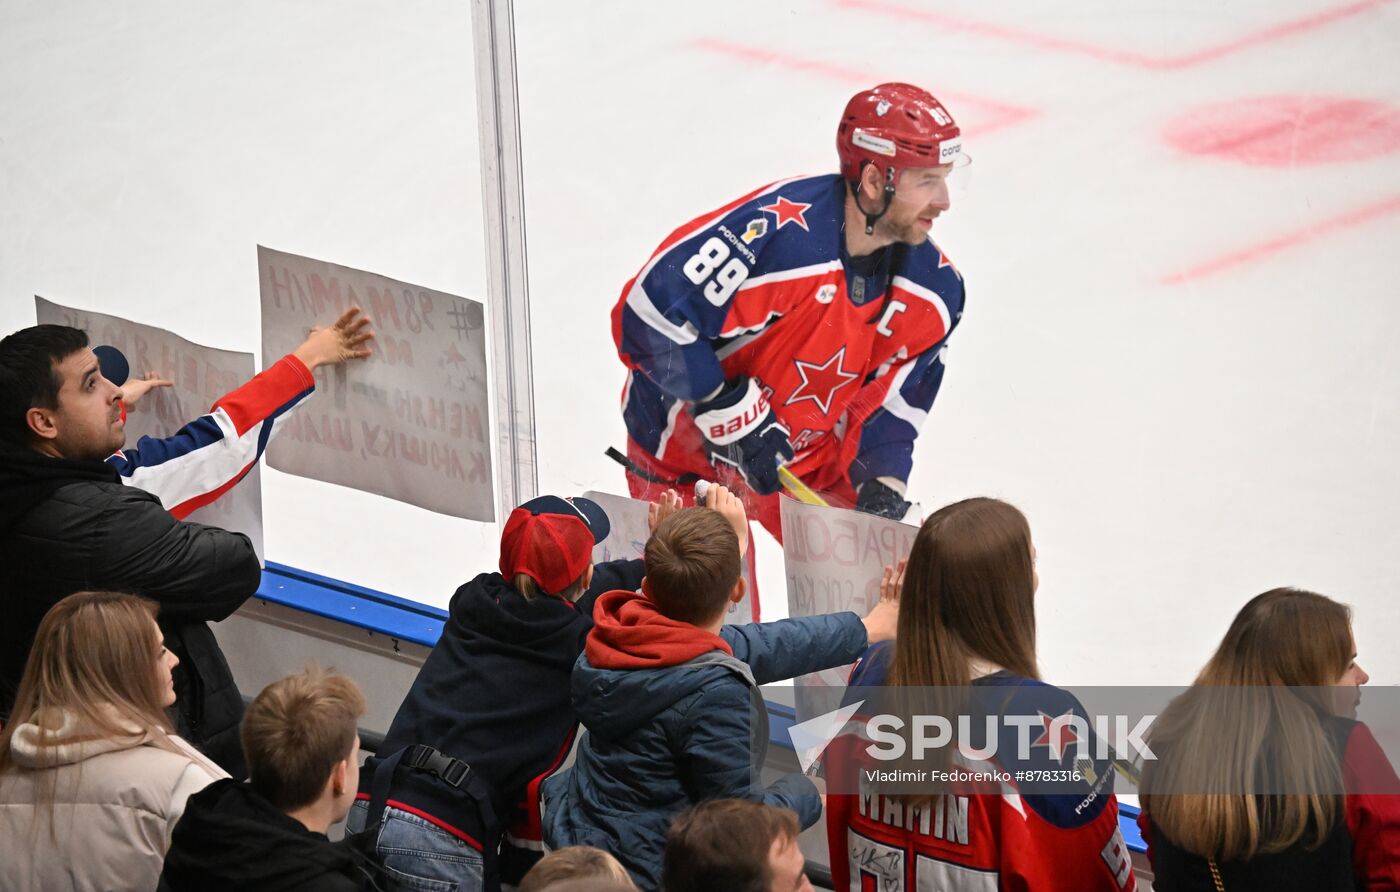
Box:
347, 800, 485, 892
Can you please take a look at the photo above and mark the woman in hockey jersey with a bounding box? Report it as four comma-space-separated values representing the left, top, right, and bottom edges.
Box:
825, 497, 1137, 891
1139, 588, 1400, 890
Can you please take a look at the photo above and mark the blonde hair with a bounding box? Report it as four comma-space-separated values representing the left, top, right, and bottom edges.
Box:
0, 591, 181, 822
1141, 588, 1351, 861
519, 846, 636, 891
513, 572, 588, 603
241, 667, 366, 811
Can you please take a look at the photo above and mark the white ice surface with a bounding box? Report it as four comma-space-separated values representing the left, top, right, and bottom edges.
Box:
2, 0, 1398, 686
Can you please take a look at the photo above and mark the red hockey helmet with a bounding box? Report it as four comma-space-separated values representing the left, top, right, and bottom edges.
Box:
836, 83, 963, 185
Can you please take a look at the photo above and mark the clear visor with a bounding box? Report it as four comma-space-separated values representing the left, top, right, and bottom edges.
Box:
891, 152, 973, 205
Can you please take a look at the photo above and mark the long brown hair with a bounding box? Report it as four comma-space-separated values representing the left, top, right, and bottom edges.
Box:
891, 497, 1039, 690
1141, 588, 1352, 861
0, 591, 177, 779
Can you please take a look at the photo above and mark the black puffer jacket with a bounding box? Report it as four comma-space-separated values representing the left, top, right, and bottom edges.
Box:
0, 446, 260, 774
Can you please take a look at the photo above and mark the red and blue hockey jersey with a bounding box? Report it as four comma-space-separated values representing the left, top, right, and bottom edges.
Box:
612, 174, 964, 493
826, 643, 1138, 892
107, 355, 314, 516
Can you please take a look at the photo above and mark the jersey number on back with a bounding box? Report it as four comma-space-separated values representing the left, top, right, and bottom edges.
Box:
683, 237, 750, 306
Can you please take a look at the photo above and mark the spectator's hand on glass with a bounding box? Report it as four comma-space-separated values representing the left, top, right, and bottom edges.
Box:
120, 372, 174, 409
880, 559, 907, 604
648, 489, 684, 533
703, 484, 750, 557
294, 306, 375, 370
863, 561, 905, 643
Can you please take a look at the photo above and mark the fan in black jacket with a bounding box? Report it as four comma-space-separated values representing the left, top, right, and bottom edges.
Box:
0, 315, 374, 775
349, 492, 678, 891
160, 778, 387, 892
0, 326, 264, 774
0, 446, 260, 770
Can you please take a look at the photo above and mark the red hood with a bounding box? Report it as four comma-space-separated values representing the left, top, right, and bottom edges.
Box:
586, 589, 732, 670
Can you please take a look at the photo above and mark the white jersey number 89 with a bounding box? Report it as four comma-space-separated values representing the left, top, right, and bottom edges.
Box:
682, 237, 749, 306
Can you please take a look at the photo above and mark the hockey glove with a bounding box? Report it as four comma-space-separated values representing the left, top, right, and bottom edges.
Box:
856, 478, 912, 520
693, 377, 794, 495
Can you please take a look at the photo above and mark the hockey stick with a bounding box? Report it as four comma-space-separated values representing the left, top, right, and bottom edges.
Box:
604, 447, 828, 507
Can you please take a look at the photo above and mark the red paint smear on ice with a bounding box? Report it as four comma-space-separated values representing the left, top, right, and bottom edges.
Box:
1165, 96, 1400, 166
835, 0, 1395, 70
689, 38, 1037, 137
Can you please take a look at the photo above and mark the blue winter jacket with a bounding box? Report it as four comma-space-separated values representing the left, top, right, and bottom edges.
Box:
541, 611, 869, 890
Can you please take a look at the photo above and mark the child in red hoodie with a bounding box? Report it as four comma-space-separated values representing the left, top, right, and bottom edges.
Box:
542, 485, 899, 890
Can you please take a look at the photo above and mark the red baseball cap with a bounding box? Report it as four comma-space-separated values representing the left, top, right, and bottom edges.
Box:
499, 495, 611, 594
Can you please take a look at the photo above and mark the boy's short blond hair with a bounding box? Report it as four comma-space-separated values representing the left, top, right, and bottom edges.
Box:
643, 508, 740, 624
241, 667, 367, 811
518, 846, 637, 891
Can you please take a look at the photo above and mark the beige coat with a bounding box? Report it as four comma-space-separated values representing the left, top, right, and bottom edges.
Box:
0, 711, 227, 892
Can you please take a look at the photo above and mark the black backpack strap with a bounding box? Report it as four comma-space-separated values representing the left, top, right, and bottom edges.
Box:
359, 745, 503, 891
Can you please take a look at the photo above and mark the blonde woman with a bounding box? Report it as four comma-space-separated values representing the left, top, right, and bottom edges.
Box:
1140, 588, 1400, 890
0, 591, 226, 891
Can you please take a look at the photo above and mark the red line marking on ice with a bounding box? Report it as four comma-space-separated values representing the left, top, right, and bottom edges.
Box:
689, 38, 1036, 137
1161, 193, 1400, 284
1164, 97, 1400, 166
836, 0, 1395, 70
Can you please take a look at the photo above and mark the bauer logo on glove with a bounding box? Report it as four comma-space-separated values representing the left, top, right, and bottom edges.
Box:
693, 377, 795, 495
702, 390, 771, 443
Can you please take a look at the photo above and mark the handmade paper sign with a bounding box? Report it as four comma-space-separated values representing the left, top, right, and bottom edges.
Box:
258, 246, 494, 521
781, 497, 916, 719
34, 297, 265, 560
584, 490, 759, 623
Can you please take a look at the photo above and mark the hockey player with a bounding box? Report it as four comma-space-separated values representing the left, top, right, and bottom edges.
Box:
613, 82, 967, 538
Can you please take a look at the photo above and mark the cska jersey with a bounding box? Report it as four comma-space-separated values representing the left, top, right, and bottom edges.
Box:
826, 644, 1138, 892
107, 355, 314, 517
612, 174, 965, 492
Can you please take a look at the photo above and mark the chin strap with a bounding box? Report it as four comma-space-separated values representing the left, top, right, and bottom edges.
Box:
852, 165, 897, 234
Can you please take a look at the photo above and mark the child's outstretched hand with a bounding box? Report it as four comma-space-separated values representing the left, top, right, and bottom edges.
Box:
880, 558, 907, 603
647, 489, 684, 533
862, 559, 906, 644
702, 483, 750, 557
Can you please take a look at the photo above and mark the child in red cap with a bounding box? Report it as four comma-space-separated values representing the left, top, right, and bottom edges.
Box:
348, 490, 682, 892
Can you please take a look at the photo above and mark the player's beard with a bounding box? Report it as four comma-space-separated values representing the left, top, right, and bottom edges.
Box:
875, 210, 932, 246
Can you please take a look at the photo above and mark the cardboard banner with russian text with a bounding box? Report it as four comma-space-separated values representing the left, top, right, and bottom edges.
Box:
258, 246, 494, 521
34, 297, 265, 561
781, 497, 916, 720
584, 490, 759, 623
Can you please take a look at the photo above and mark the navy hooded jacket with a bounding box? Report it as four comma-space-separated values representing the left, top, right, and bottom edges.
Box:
357, 558, 645, 878
541, 589, 869, 890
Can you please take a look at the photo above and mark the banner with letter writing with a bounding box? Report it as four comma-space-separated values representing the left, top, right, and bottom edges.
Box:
781, 497, 916, 720
258, 246, 494, 521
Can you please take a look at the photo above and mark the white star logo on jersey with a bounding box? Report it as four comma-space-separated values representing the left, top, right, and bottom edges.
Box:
785, 347, 860, 416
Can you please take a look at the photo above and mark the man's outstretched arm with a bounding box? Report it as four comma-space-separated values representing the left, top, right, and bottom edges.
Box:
108, 307, 373, 517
